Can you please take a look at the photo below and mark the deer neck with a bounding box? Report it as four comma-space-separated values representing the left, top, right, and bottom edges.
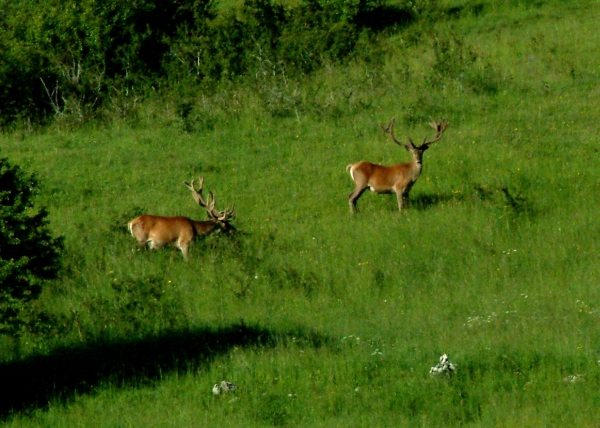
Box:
192, 219, 218, 236
410, 155, 424, 180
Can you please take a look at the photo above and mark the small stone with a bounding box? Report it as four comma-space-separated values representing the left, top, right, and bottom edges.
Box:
213, 380, 237, 395
220, 381, 237, 392
430, 353, 457, 376
562, 374, 584, 384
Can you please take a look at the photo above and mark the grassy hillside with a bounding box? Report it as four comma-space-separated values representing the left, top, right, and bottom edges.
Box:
2, 0, 600, 425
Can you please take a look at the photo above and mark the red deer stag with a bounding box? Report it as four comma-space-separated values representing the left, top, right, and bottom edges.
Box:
128, 177, 235, 259
347, 117, 448, 213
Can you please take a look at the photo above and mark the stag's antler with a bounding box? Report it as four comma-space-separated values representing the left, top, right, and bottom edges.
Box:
380, 117, 448, 149
205, 193, 235, 223
185, 177, 234, 223
380, 118, 404, 146
184, 176, 211, 207
209, 193, 235, 223
421, 118, 448, 147
380, 117, 418, 149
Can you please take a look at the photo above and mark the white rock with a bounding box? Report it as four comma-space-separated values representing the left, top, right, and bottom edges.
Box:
220, 381, 237, 392
430, 353, 457, 376
562, 374, 584, 384
213, 380, 237, 395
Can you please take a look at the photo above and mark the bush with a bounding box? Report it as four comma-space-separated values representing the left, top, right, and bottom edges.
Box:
0, 0, 411, 125
0, 157, 64, 335
0, 0, 217, 124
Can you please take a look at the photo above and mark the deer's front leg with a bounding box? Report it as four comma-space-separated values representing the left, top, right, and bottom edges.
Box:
395, 190, 404, 213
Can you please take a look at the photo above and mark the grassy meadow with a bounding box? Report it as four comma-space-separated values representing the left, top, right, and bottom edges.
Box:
2, 0, 600, 425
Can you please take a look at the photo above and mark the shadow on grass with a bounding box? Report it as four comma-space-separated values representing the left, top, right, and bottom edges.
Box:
355, 5, 414, 32
444, 3, 486, 19
409, 186, 535, 216
410, 192, 461, 210
0, 321, 328, 418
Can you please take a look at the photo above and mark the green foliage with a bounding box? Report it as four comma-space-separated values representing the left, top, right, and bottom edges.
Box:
0, 0, 411, 125
0, 158, 63, 335
0, 0, 218, 124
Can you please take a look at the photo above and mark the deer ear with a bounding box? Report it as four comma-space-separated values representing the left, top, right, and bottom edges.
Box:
403, 144, 412, 151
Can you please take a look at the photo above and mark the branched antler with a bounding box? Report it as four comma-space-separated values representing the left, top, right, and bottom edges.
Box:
421, 118, 448, 147
185, 177, 234, 223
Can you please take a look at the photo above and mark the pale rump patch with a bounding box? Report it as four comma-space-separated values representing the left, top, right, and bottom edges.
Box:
347, 164, 357, 181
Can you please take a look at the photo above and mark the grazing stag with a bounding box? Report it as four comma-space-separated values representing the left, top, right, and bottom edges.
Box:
128, 177, 235, 259
347, 117, 448, 213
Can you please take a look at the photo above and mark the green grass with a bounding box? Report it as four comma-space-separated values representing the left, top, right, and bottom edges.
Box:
2, 0, 600, 426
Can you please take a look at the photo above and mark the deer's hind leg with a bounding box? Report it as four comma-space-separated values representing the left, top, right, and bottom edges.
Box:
348, 165, 370, 214
349, 186, 368, 214
129, 222, 150, 249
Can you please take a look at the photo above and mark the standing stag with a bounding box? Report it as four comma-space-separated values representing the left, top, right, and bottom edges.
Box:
128, 177, 235, 259
347, 117, 448, 213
